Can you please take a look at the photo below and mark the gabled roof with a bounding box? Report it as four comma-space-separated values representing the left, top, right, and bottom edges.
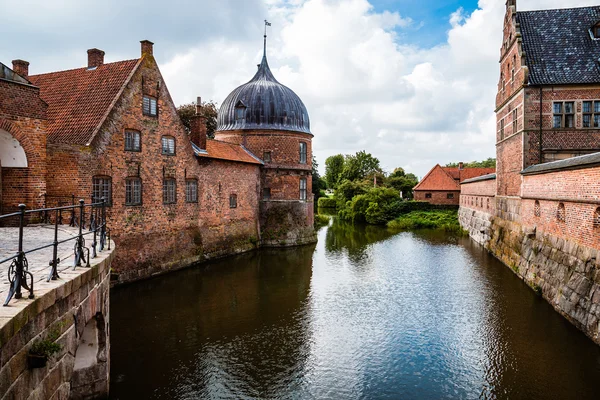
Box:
518, 6, 600, 85
461, 173, 496, 184
442, 167, 496, 183
413, 164, 460, 191
28, 59, 141, 145
192, 140, 263, 165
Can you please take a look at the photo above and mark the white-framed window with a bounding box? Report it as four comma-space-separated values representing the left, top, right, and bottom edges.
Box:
186, 180, 198, 203
162, 136, 175, 155
163, 178, 176, 204
229, 194, 237, 208
299, 142, 307, 164
143, 95, 158, 117
553, 102, 574, 128
299, 178, 307, 200
263, 151, 272, 163
92, 176, 112, 205
125, 178, 142, 205
125, 130, 141, 152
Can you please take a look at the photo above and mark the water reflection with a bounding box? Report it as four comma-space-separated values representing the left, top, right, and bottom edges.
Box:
111, 218, 600, 399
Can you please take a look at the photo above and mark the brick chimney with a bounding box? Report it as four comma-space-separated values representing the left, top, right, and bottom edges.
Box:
87, 48, 105, 69
12, 60, 29, 78
190, 97, 207, 150
458, 162, 464, 170
140, 40, 154, 56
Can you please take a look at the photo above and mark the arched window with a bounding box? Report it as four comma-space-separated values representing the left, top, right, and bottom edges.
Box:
557, 203, 566, 222
534, 200, 541, 217
487, 198, 490, 209
594, 208, 600, 228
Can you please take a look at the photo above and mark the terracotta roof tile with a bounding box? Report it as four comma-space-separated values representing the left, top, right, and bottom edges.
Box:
414, 165, 460, 191
415, 165, 496, 191
193, 140, 262, 165
29, 59, 140, 145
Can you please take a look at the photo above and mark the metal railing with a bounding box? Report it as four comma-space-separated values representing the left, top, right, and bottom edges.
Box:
0, 198, 110, 306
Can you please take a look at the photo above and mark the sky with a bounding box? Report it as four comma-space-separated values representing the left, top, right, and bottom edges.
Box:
1, 0, 598, 177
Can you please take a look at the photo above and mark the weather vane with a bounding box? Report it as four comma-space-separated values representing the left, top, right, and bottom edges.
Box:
264, 20, 271, 55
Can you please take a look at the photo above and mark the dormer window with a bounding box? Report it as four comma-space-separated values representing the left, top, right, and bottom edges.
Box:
592, 23, 600, 39
235, 101, 246, 121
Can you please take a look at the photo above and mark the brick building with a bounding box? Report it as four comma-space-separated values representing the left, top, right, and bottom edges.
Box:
0, 38, 315, 283
459, 1, 600, 344
496, 1, 600, 197
413, 163, 494, 205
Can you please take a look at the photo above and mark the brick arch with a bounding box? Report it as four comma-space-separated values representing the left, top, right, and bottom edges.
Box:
0, 118, 38, 164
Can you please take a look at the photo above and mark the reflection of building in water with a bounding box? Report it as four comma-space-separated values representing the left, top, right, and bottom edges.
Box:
110, 244, 315, 399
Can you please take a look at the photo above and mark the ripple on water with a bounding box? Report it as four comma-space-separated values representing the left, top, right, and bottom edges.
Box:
110, 223, 600, 400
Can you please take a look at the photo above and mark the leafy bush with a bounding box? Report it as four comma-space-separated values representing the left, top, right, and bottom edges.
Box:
334, 179, 370, 209
318, 197, 337, 208
387, 210, 466, 234
339, 187, 401, 223
30, 333, 62, 358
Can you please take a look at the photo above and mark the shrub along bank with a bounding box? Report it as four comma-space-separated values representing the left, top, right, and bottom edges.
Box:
387, 210, 466, 234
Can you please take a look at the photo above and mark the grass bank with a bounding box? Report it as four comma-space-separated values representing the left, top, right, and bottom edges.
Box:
387, 210, 466, 234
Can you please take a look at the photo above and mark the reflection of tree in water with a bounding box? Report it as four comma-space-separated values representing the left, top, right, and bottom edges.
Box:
110, 244, 316, 399
325, 219, 397, 263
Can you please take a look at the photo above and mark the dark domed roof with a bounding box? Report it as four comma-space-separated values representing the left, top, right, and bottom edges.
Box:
217, 50, 311, 134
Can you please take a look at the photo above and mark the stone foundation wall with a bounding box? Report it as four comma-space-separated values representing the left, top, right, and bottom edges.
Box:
460, 203, 600, 345
0, 245, 114, 399
260, 199, 316, 247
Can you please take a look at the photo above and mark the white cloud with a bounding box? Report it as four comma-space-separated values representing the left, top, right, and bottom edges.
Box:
3, 0, 599, 176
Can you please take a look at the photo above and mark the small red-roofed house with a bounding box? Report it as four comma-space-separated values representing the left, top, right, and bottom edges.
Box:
414, 164, 495, 205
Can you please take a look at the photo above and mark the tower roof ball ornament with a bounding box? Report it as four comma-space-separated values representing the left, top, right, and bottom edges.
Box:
217, 20, 311, 134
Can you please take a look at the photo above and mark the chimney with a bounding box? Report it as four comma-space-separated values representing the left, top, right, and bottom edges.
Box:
140, 40, 154, 56
458, 162, 464, 170
87, 48, 105, 69
190, 97, 207, 150
12, 60, 29, 78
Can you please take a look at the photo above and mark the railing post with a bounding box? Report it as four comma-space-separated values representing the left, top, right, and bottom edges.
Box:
4, 204, 34, 306
73, 199, 88, 268
69, 194, 75, 227
14, 204, 26, 300
91, 199, 98, 259
100, 197, 107, 251
48, 208, 60, 281
89, 195, 95, 232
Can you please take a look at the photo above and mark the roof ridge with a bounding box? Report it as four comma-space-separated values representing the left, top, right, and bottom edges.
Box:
29, 58, 140, 78
518, 5, 600, 14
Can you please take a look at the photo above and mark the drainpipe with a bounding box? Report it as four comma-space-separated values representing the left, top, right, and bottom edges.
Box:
539, 86, 543, 164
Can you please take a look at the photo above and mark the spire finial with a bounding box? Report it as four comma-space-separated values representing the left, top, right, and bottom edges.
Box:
264, 20, 271, 58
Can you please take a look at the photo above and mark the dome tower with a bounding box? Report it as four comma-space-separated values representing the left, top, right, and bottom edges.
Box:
215, 23, 316, 246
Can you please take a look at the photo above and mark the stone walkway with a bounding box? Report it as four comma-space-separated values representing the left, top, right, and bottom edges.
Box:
0, 225, 100, 300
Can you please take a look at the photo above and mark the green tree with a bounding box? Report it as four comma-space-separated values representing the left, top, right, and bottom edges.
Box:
312, 156, 326, 200
388, 175, 419, 199
340, 151, 381, 182
446, 158, 496, 168
177, 101, 219, 139
325, 154, 345, 189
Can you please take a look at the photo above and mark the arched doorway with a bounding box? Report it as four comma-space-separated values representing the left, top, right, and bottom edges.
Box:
0, 128, 28, 215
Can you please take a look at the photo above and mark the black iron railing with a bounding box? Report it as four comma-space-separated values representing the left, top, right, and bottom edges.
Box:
0, 198, 110, 306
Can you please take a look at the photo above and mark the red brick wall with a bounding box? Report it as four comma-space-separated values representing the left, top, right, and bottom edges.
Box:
414, 190, 460, 205
45, 55, 262, 281
0, 78, 47, 215
520, 167, 600, 250
460, 178, 496, 214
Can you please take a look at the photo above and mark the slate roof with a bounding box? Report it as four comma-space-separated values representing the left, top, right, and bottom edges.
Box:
521, 152, 600, 175
29, 59, 141, 145
461, 173, 496, 185
192, 140, 263, 165
518, 6, 600, 85
217, 48, 311, 134
413, 165, 461, 191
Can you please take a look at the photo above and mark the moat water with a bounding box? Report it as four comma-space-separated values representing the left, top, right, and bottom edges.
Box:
110, 219, 600, 399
